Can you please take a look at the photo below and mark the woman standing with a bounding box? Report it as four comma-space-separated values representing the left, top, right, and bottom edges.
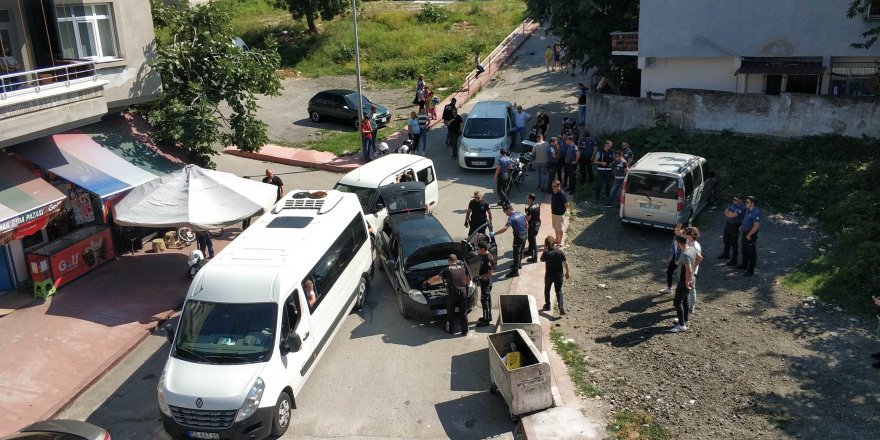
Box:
407, 111, 421, 153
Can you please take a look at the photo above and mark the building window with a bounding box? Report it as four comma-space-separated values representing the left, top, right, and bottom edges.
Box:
55, 4, 119, 61
764, 75, 782, 95
830, 61, 879, 96
785, 75, 820, 94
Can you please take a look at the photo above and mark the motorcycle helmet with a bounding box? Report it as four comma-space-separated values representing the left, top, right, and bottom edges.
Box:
378, 142, 389, 153
187, 249, 205, 266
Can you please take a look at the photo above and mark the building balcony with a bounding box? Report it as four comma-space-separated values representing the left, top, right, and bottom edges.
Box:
0, 61, 110, 149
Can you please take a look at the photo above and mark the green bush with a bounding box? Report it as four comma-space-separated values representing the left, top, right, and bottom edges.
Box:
416, 3, 449, 24
607, 127, 880, 311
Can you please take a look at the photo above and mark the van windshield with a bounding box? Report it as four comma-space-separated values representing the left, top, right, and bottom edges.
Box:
463, 118, 506, 139
626, 173, 678, 199
334, 183, 376, 212
174, 300, 277, 365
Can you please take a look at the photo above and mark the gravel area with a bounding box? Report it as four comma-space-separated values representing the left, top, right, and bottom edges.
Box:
554, 201, 880, 439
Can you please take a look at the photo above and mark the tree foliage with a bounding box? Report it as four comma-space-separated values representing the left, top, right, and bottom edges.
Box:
525, 0, 639, 94
847, 0, 880, 49
146, 0, 281, 168
273, 0, 350, 34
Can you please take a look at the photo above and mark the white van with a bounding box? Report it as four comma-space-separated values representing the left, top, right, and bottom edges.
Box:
334, 153, 438, 233
457, 100, 514, 170
158, 190, 373, 440
620, 152, 716, 229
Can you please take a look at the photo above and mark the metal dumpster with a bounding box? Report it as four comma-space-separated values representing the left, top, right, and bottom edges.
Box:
497, 294, 543, 351
488, 329, 553, 419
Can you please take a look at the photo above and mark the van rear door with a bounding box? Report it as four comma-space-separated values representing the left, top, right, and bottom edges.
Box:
621, 172, 679, 227
415, 163, 439, 208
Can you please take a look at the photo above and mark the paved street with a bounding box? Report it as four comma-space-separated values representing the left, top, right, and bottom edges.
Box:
59, 25, 586, 439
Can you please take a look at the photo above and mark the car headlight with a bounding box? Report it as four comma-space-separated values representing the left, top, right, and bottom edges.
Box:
493, 141, 504, 152
408, 289, 428, 304
235, 377, 265, 422
458, 142, 469, 152
157, 371, 172, 417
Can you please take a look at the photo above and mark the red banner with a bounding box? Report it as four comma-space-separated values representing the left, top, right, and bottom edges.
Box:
13, 215, 51, 240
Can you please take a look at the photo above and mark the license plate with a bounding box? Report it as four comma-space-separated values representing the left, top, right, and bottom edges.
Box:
378, 117, 388, 124
189, 432, 220, 439
434, 309, 446, 316
471, 161, 487, 166
639, 202, 661, 210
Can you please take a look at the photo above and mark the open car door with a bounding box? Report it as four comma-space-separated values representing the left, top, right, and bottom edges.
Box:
462, 224, 496, 275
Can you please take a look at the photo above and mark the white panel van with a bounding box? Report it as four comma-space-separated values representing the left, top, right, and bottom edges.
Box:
158, 190, 373, 440
620, 152, 716, 229
334, 153, 438, 234
457, 100, 514, 170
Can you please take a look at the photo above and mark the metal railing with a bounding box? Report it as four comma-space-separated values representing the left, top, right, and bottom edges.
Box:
0, 60, 99, 101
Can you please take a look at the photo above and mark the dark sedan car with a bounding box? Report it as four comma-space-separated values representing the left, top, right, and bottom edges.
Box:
375, 183, 497, 320
2, 419, 111, 439
307, 89, 391, 130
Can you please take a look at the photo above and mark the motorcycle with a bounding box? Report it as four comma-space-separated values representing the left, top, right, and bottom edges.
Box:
371, 141, 391, 160
503, 152, 533, 195
186, 249, 207, 279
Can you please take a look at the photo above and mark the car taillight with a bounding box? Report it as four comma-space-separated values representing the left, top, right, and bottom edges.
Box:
677, 188, 684, 211
621, 180, 627, 205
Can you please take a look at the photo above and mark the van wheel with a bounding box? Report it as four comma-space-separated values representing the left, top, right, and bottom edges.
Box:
397, 294, 409, 319
271, 392, 292, 437
355, 276, 368, 310
309, 110, 321, 123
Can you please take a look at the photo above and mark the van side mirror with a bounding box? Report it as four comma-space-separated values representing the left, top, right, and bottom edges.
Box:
281, 333, 303, 355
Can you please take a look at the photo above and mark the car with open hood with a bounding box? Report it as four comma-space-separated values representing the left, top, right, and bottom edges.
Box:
374, 182, 497, 320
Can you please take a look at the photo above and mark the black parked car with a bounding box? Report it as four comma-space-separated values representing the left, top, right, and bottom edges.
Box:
307, 89, 391, 130
374, 182, 497, 320
2, 419, 111, 439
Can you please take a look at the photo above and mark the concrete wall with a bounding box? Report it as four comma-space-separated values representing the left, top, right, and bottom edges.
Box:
585, 89, 880, 138
641, 56, 738, 97
639, 0, 880, 58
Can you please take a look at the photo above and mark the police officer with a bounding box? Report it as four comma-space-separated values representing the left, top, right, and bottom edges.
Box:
556, 135, 568, 186
736, 196, 761, 277
493, 149, 512, 207
494, 204, 528, 278
719, 195, 746, 265
577, 133, 596, 185
474, 242, 496, 327
424, 254, 471, 335
525, 193, 542, 263
604, 151, 628, 208
465, 191, 493, 236
593, 140, 614, 202
563, 136, 580, 193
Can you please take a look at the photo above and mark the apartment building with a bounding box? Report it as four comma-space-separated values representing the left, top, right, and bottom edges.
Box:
615, 0, 880, 97
0, 1, 163, 292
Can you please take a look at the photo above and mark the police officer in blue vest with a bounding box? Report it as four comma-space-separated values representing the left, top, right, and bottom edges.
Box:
736, 196, 761, 277
494, 204, 528, 278
593, 140, 614, 201
718, 195, 746, 265
493, 149, 512, 207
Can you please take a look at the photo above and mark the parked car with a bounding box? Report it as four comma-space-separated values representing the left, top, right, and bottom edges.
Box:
374, 182, 496, 320
619, 152, 716, 229
2, 419, 111, 440
307, 89, 391, 129
457, 100, 514, 169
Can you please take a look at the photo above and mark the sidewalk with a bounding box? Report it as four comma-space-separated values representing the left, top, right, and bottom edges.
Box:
0, 232, 238, 435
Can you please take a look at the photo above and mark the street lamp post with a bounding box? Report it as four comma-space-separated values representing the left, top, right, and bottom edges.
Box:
352, 0, 364, 126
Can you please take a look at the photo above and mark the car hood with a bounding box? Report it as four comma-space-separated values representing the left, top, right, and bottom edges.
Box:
162, 357, 265, 410
406, 242, 462, 268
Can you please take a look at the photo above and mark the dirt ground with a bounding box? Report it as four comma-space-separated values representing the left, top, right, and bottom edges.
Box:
557, 201, 880, 439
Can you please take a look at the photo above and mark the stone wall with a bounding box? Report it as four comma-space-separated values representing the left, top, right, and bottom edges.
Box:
585, 89, 880, 138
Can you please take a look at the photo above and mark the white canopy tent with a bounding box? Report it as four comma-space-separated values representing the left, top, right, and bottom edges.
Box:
113, 164, 278, 231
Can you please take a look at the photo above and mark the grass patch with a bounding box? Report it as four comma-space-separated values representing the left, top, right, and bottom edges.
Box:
548, 328, 602, 398
227, 0, 525, 93
600, 126, 880, 313
607, 410, 670, 440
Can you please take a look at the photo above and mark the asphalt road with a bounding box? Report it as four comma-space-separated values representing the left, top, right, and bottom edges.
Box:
60, 26, 581, 439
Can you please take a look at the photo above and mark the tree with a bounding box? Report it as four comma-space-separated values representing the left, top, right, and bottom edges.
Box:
525, 0, 640, 95
146, 0, 281, 168
274, 0, 350, 34
847, 0, 880, 49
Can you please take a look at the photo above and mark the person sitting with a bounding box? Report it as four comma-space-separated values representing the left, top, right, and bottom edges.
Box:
305, 279, 317, 308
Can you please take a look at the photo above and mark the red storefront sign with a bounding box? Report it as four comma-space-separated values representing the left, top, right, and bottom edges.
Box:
27, 226, 116, 288
12, 215, 51, 240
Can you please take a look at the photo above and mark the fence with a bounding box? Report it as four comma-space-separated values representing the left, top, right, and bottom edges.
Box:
0, 61, 99, 101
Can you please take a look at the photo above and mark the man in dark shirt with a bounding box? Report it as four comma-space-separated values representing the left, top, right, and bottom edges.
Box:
262, 169, 284, 202
474, 242, 496, 327
465, 191, 493, 236
563, 136, 580, 194
425, 254, 471, 335
719, 195, 746, 265
525, 193, 542, 263
535, 107, 550, 137
550, 180, 570, 246
493, 149, 512, 207
494, 204, 528, 278
446, 108, 464, 158
540, 236, 570, 315
442, 97, 457, 122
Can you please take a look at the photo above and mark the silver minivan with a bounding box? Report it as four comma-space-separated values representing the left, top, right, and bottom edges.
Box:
619, 152, 716, 229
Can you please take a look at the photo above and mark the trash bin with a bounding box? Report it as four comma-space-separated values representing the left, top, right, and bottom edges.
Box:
488, 329, 553, 419
497, 294, 542, 351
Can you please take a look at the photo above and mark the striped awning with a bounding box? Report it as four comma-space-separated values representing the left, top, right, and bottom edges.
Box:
0, 156, 66, 233
11, 131, 159, 198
